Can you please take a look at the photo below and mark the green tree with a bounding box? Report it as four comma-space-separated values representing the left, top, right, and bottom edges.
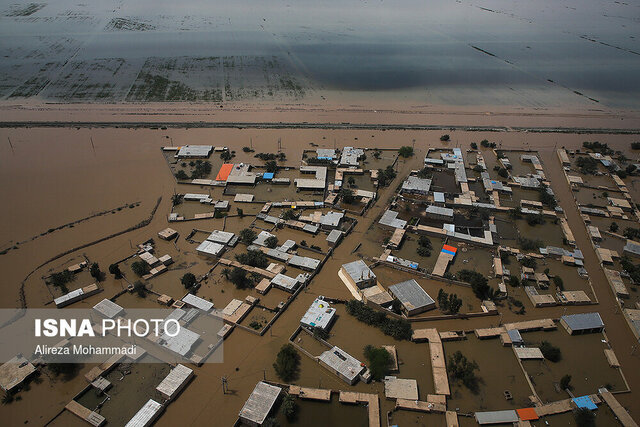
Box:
573, 408, 595, 427
265, 236, 279, 249
560, 374, 572, 390
109, 263, 122, 279
398, 146, 414, 158
470, 142, 478, 149
440, 134, 450, 142
236, 207, 244, 217
175, 170, 189, 180
265, 160, 278, 173
348, 176, 356, 187
457, 270, 492, 300
282, 209, 297, 221
553, 276, 564, 290
448, 293, 462, 314
447, 350, 480, 392
229, 267, 252, 289
131, 260, 150, 277
239, 228, 257, 245
363, 345, 392, 381
181, 273, 197, 289
273, 344, 300, 382
171, 193, 183, 206
280, 394, 298, 421
498, 167, 509, 178
610, 222, 619, 233
416, 245, 431, 257
220, 150, 232, 161
235, 250, 269, 268
340, 188, 355, 204
89, 262, 104, 281
540, 341, 561, 362
133, 280, 147, 298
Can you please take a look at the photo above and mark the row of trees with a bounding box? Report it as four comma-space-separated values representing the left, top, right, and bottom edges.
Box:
456, 269, 493, 300
345, 300, 412, 340
437, 288, 462, 314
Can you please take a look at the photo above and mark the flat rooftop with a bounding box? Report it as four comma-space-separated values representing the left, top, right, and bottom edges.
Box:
318, 346, 364, 383
388, 279, 435, 313
239, 381, 282, 425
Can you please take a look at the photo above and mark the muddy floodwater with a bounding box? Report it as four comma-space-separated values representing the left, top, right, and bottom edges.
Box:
1, 127, 640, 426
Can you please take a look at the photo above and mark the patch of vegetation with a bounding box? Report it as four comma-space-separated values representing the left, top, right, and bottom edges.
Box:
447, 350, 480, 393
265, 160, 278, 173
508, 276, 521, 287
526, 213, 544, 226
518, 237, 543, 251
416, 167, 432, 179
273, 344, 300, 382
239, 228, 257, 245
521, 257, 537, 269
340, 188, 356, 204
437, 289, 462, 314
398, 146, 414, 158
632, 142, 640, 150
470, 142, 478, 149
378, 165, 397, 187
133, 280, 147, 298
583, 141, 613, 155
538, 183, 557, 209
220, 150, 232, 161
49, 270, 76, 292
109, 263, 122, 279
242, 146, 254, 153
282, 209, 298, 221
540, 341, 562, 362
363, 345, 392, 381
131, 260, 151, 277
345, 300, 412, 340
280, 394, 298, 421
235, 250, 269, 268
560, 374, 572, 390
576, 156, 599, 175
89, 262, 104, 282
573, 408, 595, 427
497, 167, 509, 178
623, 227, 640, 241
620, 256, 640, 283
181, 273, 197, 289
456, 269, 492, 300
190, 160, 212, 179
265, 236, 279, 248
416, 235, 432, 257
610, 222, 619, 233
553, 275, 564, 290
440, 134, 450, 142
175, 170, 189, 180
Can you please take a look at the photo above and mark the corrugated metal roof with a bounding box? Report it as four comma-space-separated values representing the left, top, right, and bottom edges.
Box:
239, 382, 281, 425
342, 260, 376, 283
389, 279, 435, 311
475, 410, 519, 424
561, 312, 604, 331
125, 399, 163, 427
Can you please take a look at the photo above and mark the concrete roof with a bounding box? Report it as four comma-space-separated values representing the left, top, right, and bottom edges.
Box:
379, 210, 407, 229
176, 145, 213, 158
0, 356, 36, 392
93, 298, 124, 319
318, 346, 364, 383
388, 279, 435, 312
383, 376, 419, 400
326, 229, 344, 243
182, 293, 214, 312
342, 260, 376, 283
156, 364, 193, 400
239, 382, 282, 425
196, 240, 224, 257
271, 273, 300, 292
425, 205, 454, 217
288, 255, 320, 270
206, 230, 235, 245
401, 176, 432, 193
475, 410, 519, 425
300, 298, 336, 330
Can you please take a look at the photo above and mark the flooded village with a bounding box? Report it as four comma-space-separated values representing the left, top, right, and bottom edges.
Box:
2, 0, 640, 426
1, 127, 640, 427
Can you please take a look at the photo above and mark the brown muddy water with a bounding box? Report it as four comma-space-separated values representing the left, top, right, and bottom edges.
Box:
2, 128, 640, 425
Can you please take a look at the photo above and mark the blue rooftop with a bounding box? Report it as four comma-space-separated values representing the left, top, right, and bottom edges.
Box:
573, 396, 597, 410
263, 172, 274, 180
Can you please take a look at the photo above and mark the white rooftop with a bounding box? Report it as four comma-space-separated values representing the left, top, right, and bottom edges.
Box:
93, 298, 124, 319
300, 298, 336, 331
182, 293, 214, 312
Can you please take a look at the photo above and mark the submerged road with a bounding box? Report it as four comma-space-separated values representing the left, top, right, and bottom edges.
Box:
1, 120, 640, 134
540, 150, 640, 418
